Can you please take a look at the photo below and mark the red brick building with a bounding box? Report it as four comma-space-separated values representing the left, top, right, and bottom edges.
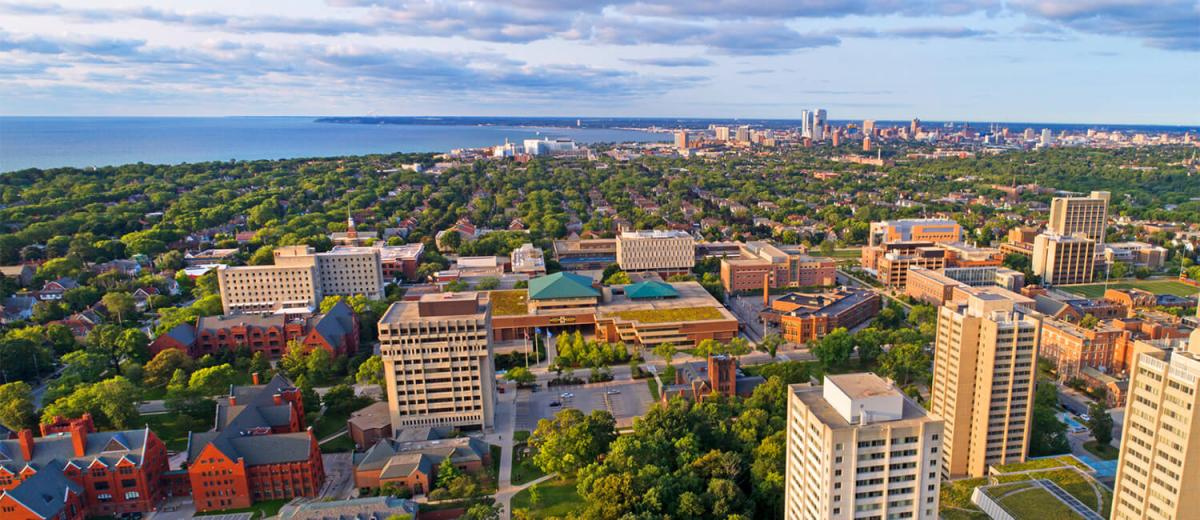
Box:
185, 374, 325, 512
352, 429, 490, 494
0, 466, 86, 520
761, 287, 881, 344
0, 416, 169, 518
151, 300, 359, 358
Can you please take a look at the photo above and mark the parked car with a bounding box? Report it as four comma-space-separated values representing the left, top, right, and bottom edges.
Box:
549, 401, 562, 407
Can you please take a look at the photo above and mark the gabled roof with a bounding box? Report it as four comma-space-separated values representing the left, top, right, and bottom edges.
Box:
0, 428, 151, 474
624, 280, 679, 300
308, 300, 356, 347
528, 271, 599, 300
189, 373, 316, 467
0, 462, 82, 520
160, 323, 196, 346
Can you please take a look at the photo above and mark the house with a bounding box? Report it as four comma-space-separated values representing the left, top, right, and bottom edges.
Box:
93, 259, 142, 277
0, 295, 35, 324
49, 310, 103, 340
353, 429, 490, 493
0, 265, 34, 286
0, 415, 170, 517
37, 278, 78, 301
185, 373, 325, 512
132, 287, 160, 311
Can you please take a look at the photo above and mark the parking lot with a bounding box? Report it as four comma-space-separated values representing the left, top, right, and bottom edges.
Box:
516, 379, 653, 430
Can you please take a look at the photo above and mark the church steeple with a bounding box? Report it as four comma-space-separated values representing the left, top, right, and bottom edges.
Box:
346, 211, 357, 239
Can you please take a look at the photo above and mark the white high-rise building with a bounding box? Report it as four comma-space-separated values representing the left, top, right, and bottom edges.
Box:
801, 109, 811, 138
785, 373, 943, 520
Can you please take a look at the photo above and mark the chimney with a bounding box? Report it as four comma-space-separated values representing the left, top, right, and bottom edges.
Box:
273, 394, 283, 406
70, 422, 87, 457
229, 395, 237, 406
17, 429, 34, 460
252, 372, 261, 385
763, 272, 770, 307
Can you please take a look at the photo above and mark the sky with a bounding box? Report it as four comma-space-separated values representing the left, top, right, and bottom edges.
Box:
0, 0, 1197, 124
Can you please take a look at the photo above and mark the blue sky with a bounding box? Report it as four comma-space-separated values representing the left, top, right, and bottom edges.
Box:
0, 0, 1197, 124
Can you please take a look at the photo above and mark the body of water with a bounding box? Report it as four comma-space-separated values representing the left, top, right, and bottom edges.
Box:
0, 116, 668, 172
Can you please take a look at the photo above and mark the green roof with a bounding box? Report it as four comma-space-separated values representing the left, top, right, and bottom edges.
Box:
528, 272, 599, 300
625, 280, 679, 300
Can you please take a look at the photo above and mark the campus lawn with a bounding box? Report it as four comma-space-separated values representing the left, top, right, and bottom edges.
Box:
319, 432, 356, 453
511, 478, 579, 519
830, 248, 862, 259
195, 498, 289, 518
141, 410, 214, 452
310, 408, 351, 440
646, 377, 659, 400
511, 444, 547, 486
1060, 279, 1200, 298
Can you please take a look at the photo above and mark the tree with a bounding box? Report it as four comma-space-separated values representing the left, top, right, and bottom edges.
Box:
144, 348, 194, 387
653, 342, 677, 366
87, 325, 148, 369
812, 328, 854, 369
461, 503, 501, 520
530, 408, 617, 478
101, 292, 136, 324
436, 456, 463, 489
280, 341, 310, 379
249, 351, 272, 378
476, 277, 500, 290
188, 363, 237, 395
323, 384, 365, 416
603, 270, 631, 285
0, 382, 36, 431
1108, 261, 1130, 279
155, 250, 185, 271
877, 343, 930, 386
1086, 399, 1114, 447
1079, 313, 1099, 329
306, 347, 334, 384
757, 333, 783, 359
41, 376, 141, 430
0, 337, 52, 382
504, 366, 535, 385
355, 355, 385, 386
1029, 382, 1069, 456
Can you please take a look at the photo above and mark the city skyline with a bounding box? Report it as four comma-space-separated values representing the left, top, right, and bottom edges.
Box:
1, 0, 1198, 124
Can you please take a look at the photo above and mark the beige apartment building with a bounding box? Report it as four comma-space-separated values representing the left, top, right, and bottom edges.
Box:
928, 289, 1039, 478
615, 230, 695, 275
1110, 327, 1200, 520
785, 373, 943, 520
378, 292, 495, 431
217, 245, 384, 314
1032, 233, 1096, 285
1048, 191, 1109, 243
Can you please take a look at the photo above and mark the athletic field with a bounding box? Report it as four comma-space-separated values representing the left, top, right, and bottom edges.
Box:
1059, 279, 1200, 298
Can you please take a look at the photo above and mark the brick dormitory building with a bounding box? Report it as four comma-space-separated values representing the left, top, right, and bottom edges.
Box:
0, 414, 170, 519
759, 287, 881, 344
150, 300, 359, 359
185, 373, 325, 512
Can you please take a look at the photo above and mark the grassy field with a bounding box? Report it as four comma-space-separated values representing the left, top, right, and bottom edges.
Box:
995, 455, 1090, 473
141, 410, 213, 452
830, 248, 862, 259
310, 408, 351, 440
489, 290, 529, 316
511, 478, 579, 519
319, 432, 356, 453
989, 482, 1082, 519
1060, 279, 1200, 298
646, 377, 659, 400
195, 498, 289, 518
607, 306, 725, 323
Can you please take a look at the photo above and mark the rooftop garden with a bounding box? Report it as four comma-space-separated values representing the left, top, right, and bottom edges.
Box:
984, 481, 1082, 519
606, 306, 724, 323
489, 290, 529, 316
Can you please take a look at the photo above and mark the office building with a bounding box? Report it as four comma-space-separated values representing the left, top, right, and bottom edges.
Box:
719, 241, 836, 293
874, 243, 947, 290
910, 118, 921, 138
784, 373, 943, 520
906, 267, 1030, 307
1110, 326, 1200, 520
1103, 241, 1167, 269
378, 292, 496, 431
801, 110, 811, 138
1032, 233, 1096, 285
1039, 317, 1123, 379
552, 238, 616, 271
869, 219, 962, 247
377, 243, 424, 281
1048, 191, 1109, 243
523, 138, 576, 156
862, 119, 876, 136
762, 287, 881, 344
714, 126, 731, 141
674, 129, 690, 149
929, 289, 1040, 478
216, 245, 384, 314
736, 125, 751, 143
616, 230, 695, 276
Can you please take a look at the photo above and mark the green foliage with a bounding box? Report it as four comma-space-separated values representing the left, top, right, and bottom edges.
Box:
553, 331, 628, 369
188, 363, 236, 395
530, 408, 617, 478
811, 327, 854, 369
41, 376, 141, 430
144, 348, 194, 387
355, 354, 385, 386
1086, 399, 1114, 446
877, 343, 931, 386
322, 384, 369, 416
0, 382, 37, 431
504, 366, 536, 385
1029, 382, 1070, 456
602, 270, 630, 285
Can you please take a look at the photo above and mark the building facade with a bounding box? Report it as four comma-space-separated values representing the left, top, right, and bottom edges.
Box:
615, 230, 695, 275
719, 241, 836, 293
217, 245, 384, 314
1048, 191, 1109, 243
150, 301, 359, 358
868, 219, 961, 247
1110, 330, 1200, 520
1032, 233, 1096, 285
378, 292, 496, 431
928, 289, 1039, 478
1039, 318, 1123, 379
784, 374, 943, 520
762, 288, 881, 344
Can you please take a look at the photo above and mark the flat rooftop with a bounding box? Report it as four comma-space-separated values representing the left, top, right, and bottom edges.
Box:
380, 292, 486, 323
827, 373, 896, 400
790, 383, 936, 430
619, 230, 692, 239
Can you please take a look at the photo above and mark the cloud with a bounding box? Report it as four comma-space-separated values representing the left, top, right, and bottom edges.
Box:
621, 56, 714, 67
840, 26, 996, 39
1007, 0, 1200, 51
613, 0, 1002, 19
590, 18, 838, 55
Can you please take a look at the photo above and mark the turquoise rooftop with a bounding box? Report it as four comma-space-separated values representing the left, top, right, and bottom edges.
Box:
527, 271, 599, 300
